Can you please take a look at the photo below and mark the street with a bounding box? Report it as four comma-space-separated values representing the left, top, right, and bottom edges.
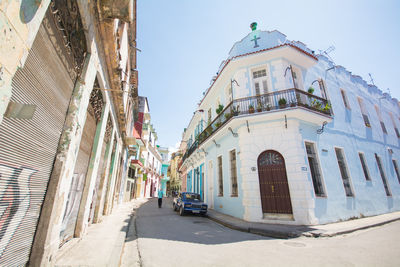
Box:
121, 198, 400, 267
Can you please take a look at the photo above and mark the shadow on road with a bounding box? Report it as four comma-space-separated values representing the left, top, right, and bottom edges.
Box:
125, 197, 269, 245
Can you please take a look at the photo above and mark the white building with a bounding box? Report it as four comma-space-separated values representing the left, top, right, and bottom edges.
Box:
181, 23, 400, 225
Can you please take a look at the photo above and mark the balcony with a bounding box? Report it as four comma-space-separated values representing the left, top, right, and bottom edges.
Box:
182, 88, 332, 163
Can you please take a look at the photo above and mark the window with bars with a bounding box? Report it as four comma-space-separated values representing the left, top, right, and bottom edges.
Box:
128, 167, 135, 178
358, 153, 371, 181
253, 69, 267, 78
335, 148, 354, 197
375, 153, 391, 196
389, 113, 400, 138
358, 98, 370, 127
229, 150, 238, 197
375, 106, 387, 134
318, 79, 327, 99
253, 69, 268, 96
305, 142, 326, 197
392, 159, 400, 184
341, 90, 350, 109
218, 156, 223, 196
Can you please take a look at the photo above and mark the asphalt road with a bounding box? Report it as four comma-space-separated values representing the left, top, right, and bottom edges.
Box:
124, 197, 400, 267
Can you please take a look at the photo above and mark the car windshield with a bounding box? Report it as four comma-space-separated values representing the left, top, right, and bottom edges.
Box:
183, 193, 201, 201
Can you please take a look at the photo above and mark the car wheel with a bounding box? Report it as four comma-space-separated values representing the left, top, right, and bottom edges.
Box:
173, 203, 177, 211
179, 206, 184, 216
201, 212, 207, 217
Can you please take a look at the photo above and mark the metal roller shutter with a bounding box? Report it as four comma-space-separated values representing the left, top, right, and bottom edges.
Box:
0, 12, 76, 266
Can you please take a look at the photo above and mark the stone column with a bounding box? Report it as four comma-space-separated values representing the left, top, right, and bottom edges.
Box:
74, 101, 110, 237
93, 128, 116, 223
103, 139, 122, 215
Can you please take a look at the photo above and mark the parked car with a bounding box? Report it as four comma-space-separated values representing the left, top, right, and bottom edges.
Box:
173, 192, 208, 216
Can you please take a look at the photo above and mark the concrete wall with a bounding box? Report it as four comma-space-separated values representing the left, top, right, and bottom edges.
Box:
0, 0, 51, 124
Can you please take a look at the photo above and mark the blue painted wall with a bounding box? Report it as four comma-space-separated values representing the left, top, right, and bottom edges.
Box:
187, 170, 192, 192
205, 129, 244, 219
299, 55, 400, 223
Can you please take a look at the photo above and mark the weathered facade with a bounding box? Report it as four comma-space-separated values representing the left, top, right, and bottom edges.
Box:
169, 152, 183, 193
181, 23, 400, 225
0, 0, 138, 265
129, 96, 163, 199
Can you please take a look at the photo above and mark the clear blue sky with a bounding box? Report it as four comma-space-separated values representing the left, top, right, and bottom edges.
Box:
137, 0, 400, 149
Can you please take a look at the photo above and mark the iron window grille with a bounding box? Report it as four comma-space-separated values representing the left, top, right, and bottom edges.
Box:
392, 159, 400, 184
358, 153, 371, 181
305, 142, 326, 197
218, 156, 223, 196
375, 153, 391, 196
230, 150, 238, 197
335, 148, 354, 197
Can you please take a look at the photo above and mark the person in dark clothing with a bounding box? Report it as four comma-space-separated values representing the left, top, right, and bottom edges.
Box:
158, 189, 163, 208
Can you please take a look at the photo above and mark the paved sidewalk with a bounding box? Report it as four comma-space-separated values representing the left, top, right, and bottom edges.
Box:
207, 209, 400, 238
55, 198, 148, 267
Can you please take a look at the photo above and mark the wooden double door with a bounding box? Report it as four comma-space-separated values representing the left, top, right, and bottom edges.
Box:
257, 150, 293, 214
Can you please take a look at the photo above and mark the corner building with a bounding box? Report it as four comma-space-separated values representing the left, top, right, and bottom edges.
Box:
181, 24, 400, 225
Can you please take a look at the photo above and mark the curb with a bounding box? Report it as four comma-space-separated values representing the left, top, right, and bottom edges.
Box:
207, 214, 295, 239
208, 212, 400, 239
309, 216, 400, 237
120, 199, 148, 267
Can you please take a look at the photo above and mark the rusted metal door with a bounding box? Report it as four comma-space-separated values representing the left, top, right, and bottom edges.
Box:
257, 150, 292, 214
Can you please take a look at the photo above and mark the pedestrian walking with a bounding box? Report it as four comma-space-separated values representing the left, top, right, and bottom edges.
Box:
158, 189, 163, 208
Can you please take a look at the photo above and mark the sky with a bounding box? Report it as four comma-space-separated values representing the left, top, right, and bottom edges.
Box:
137, 0, 400, 150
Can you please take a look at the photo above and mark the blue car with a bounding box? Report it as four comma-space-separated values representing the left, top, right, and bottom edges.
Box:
173, 192, 208, 216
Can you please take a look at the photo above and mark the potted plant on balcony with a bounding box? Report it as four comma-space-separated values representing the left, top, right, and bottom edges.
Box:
216, 104, 224, 115
322, 103, 331, 113
257, 102, 263, 112
224, 112, 232, 120
266, 104, 271, 111
308, 87, 315, 94
248, 104, 255, 113
206, 126, 213, 136
278, 98, 287, 108
311, 99, 322, 110
232, 105, 240, 116
215, 121, 222, 128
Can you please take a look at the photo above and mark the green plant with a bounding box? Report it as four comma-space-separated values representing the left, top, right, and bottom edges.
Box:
248, 104, 255, 113
257, 102, 263, 111
266, 104, 271, 111
308, 87, 315, 94
322, 103, 331, 112
311, 99, 322, 109
215, 121, 222, 127
216, 104, 224, 114
232, 105, 240, 116
278, 98, 287, 106
224, 112, 232, 120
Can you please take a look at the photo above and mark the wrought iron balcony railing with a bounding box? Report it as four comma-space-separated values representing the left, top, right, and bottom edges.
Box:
182, 88, 332, 163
